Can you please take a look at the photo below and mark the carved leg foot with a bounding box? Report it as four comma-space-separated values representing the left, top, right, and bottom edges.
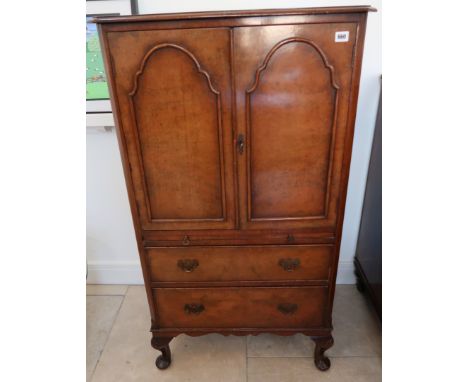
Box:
312, 336, 334, 371
151, 336, 173, 370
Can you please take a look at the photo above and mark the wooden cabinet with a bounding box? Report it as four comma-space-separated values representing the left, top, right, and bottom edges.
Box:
96, 5, 375, 372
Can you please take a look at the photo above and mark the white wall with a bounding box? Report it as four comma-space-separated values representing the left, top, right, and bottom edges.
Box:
86, 0, 381, 284
86, 127, 142, 283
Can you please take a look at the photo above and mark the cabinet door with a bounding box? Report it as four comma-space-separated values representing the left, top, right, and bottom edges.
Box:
233, 23, 358, 231
105, 28, 235, 230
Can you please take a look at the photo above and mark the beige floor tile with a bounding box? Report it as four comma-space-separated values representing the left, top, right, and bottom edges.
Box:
91, 286, 247, 382
86, 284, 129, 296
247, 333, 314, 357
248, 356, 381, 382
246, 286, 381, 358
87, 295, 124, 381
329, 285, 381, 357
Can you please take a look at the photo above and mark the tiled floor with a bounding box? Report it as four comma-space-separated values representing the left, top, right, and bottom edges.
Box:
87, 285, 381, 382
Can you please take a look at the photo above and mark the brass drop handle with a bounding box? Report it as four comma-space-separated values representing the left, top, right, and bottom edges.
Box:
182, 235, 190, 246
237, 134, 245, 154
278, 258, 300, 272
184, 303, 205, 315
177, 259, 199, 272
277, 303, 298, 315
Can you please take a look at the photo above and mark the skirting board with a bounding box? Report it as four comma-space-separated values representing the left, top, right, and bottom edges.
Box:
86, 260, 356, 285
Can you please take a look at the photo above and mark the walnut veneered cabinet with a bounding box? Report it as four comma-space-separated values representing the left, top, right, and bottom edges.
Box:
96, 5, 376, 372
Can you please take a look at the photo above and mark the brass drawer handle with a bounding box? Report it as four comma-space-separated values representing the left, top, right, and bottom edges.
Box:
182, 235, 190, 246
277, 303, 298, 315
278, 258, 300, 271
184, 303, 205, 315
177, 259, 199, 272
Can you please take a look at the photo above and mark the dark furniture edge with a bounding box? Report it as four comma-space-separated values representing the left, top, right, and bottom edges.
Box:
354, 257, 382, 320
94, 6, 377, 23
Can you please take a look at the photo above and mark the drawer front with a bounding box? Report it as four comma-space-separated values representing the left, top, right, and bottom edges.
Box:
154, 287, 327, 328
147, 245, 332, 283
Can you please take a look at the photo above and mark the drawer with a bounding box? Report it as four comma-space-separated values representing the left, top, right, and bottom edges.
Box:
154, 287, 327, 328
142, 230, 335, 246
147, 245, 332, 283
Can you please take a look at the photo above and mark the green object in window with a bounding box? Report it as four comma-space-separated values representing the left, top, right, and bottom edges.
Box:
86, 17, 109, 100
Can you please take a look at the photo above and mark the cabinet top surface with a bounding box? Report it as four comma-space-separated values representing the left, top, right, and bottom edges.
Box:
94, 5, 376, 24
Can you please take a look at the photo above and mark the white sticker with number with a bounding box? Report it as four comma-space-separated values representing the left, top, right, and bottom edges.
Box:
335, 31, 349, 42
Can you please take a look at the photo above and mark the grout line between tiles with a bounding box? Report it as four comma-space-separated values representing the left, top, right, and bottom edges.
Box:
329, 355, 382, 359
89, 294, 126, 381
247, 355, 381, 359
246, 336, 249, 382
86, 285, 129, 297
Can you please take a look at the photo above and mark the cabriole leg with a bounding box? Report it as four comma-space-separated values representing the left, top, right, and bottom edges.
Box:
312, 335, 334, 371
151, 336, 173, 370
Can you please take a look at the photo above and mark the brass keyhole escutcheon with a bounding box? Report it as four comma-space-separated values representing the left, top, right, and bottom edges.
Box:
287, 234, 295, 243
237, 134, 245, 154
182, 235, 190, 246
